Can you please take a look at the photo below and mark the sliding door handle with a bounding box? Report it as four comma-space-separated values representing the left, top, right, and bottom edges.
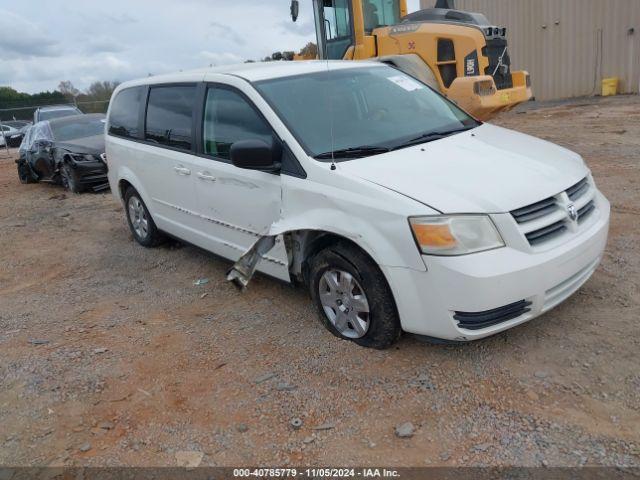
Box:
174, 166, 191, 176
197, 172, 217, 182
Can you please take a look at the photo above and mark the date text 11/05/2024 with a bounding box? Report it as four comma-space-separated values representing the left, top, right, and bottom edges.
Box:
233, 468, 401, 478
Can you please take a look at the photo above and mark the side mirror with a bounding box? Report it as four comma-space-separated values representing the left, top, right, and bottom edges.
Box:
290, 0, 299, 22
230, 139, 281, 172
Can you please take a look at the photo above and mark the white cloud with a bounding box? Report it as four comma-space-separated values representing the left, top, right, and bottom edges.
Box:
199, 51, 245, 66
82, 37, 127, 54
0, 10, 59, 59
0, 0, 425, 93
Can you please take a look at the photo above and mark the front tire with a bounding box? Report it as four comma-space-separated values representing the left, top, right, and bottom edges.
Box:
124, 187, 162, 247
61, 163, 84, 193
309, 243, 401, 349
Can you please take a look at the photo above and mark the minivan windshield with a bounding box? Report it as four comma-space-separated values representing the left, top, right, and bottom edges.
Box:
255, 65, 479, 161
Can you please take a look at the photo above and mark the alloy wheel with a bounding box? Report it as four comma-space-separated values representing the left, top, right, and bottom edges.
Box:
128, 196, 149, 239
318, 269, 370, 339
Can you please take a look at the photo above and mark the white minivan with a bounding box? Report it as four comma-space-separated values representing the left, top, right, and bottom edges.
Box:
106, 61, 610, 349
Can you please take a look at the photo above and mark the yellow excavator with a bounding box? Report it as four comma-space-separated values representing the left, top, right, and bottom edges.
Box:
289, 0, 532, 120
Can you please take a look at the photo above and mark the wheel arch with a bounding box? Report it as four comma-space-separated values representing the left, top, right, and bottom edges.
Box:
118, 178, 134, 202
285, 229, 392, 286
114, 167, 153, 209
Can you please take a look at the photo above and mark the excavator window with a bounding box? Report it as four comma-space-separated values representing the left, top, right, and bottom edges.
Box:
361, 0, 400, 33
317, 0, 354, 59
323, 0, 351, 40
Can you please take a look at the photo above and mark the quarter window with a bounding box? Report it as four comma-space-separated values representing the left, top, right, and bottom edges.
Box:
203, 87, 273, 160
145, 85, 196, 151
108, 86, 144, 139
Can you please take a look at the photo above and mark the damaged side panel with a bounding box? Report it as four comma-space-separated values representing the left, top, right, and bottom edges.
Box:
228, 173, 431, 290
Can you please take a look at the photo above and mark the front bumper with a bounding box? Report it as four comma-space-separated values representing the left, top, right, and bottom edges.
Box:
67, 159, 108, 185
384, 191, 610, 341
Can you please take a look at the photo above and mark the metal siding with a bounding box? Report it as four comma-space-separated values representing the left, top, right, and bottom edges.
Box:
420, 0, 640, 100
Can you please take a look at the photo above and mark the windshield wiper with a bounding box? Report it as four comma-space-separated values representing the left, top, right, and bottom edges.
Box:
392, 126, 477, 151
314, 145, 390, 160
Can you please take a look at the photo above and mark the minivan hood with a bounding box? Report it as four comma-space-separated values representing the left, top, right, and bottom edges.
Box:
339, 124, 589, 213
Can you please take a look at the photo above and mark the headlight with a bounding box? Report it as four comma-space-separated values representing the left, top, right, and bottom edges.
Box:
409, 215, 505, 256
72, 154, 96, 162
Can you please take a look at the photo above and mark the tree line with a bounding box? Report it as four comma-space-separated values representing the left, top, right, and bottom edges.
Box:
0, 80, 120, 121
1, 44, 319, 121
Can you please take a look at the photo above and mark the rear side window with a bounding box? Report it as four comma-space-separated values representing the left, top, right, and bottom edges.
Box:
145, 85, 196, 151
203, 87, 272, 160
109, 87, 143, 139
32, 122, 53, 142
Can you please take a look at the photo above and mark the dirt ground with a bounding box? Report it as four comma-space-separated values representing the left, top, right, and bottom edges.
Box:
0, 95, 639, 468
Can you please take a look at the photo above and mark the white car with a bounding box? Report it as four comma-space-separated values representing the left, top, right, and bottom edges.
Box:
0, 124, 21, 147
106, 61, 610, 348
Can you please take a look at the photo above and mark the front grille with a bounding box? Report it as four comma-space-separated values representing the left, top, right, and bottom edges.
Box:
454, 300, 532, 330
526, 220, 567, 246
511, 197, 558, 224
483, 38, 513, 90
578, 200, 596, 223
510, 176, 597, 248
567, 177, 589, 201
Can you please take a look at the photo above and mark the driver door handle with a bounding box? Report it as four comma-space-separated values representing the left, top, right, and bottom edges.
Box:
197, 172, 217, 182
174, 166, 191, 176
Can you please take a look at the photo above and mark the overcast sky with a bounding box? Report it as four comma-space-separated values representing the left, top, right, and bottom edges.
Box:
0, 0, 422, 94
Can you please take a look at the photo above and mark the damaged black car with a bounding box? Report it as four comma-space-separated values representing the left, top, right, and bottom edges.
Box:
16, 114, 109, 193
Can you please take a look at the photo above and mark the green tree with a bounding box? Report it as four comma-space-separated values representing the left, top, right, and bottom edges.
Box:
58, 80, 80, 101
76, 80, 120, 113
298, 42, 318, 59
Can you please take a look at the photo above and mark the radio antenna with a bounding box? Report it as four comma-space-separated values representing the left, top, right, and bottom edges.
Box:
325, 59, 336, 171
328, 66, 336, 172
322, 9, 336, 171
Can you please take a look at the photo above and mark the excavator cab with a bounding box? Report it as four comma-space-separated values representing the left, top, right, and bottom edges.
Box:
313, 0, 353, 60
312, 0, 405, 60
294, 0, 532, 120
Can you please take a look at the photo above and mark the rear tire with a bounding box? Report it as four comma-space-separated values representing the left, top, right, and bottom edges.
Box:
124, 187, 163, 247
17, 161, 36, 184
308, 242, 401, 349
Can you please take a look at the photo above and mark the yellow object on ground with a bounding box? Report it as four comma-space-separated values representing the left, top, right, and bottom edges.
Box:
602, 77, 619, 96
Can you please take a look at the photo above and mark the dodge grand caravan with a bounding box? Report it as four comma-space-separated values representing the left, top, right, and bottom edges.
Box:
106, 61, 610, 349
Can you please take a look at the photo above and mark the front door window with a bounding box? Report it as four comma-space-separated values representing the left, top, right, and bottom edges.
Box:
203, 87, 273, 161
